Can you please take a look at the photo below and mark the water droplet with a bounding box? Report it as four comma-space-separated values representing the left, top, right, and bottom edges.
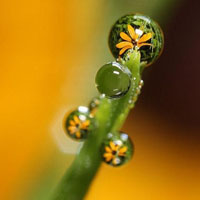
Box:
109, 14, 164, 66
95, 62, 132, 98
88, 97, 101, 117
136, 87, 141, 95
139, 80, 144, 86
102, 132, 133, 167
132, 96, 137, 102
128, 99, 133, 104
64, 106, 91, 141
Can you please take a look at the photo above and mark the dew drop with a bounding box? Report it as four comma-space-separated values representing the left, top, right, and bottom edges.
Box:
136, 87, 141, 95
139, 80, 144, 86
88, 97, 101, 118
132, 96, 137, 102
95, 62, 132, 98
64, 106, 91, 141
109, 14, 164, 66
128, 99, 133, 104
102, 132, 133, 167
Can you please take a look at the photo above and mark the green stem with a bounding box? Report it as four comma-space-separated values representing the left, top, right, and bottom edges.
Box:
51, 50, 142, 200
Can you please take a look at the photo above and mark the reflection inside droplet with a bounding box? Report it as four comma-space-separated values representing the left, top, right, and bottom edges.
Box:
102, 131, 134, 167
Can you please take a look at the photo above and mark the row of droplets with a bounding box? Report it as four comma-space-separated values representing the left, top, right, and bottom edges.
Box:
64, 97, 133, 167
63, 13, 164, 167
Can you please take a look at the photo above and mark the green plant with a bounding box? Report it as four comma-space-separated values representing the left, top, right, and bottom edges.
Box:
51, 13, 164, 200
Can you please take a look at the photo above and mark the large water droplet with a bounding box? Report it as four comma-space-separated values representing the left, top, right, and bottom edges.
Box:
95, 62, 131, 98
109, 14, 164, 66
64, 106, 91, 141
102, 132, 133, 167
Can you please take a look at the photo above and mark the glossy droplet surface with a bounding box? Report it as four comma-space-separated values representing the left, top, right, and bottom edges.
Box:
109, 14, 164, 66
102, 132, 133, 167
64, 106, 91, 141
95, 62, 131, 98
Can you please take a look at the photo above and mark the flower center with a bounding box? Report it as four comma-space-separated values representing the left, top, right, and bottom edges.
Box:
132, 39, 137, 46
112, 150, 117, 155
75, 124, 81, 131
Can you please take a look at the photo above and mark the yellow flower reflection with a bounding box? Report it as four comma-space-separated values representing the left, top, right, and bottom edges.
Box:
116, 24, 153, 55
68, 115, 90, 138
103, 141, 128, 165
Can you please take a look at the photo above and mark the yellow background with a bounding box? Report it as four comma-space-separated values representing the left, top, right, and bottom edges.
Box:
0, 0, 199, 200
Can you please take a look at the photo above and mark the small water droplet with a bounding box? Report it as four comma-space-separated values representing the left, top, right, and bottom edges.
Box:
64, 106, 91, 141
102, 132, 133, 167
88, 97, 101, 118
139, 80, 144, 86
132, 96, 137, 102
95, 62, 132, 99
128, 99, 133, 104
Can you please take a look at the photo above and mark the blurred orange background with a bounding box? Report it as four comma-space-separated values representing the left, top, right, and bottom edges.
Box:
0, 0, 200, 199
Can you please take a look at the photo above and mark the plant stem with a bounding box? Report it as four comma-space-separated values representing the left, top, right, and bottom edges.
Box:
51, 50, 142, 200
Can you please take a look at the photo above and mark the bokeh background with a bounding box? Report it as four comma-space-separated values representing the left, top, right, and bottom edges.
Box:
0, 0, 200, 199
